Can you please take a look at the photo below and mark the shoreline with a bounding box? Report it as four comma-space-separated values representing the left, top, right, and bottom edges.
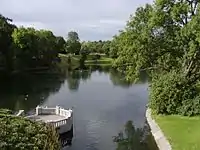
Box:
146, 109, 172, 150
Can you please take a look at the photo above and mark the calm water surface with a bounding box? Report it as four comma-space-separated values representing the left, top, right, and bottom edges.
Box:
0, 65, 157, 150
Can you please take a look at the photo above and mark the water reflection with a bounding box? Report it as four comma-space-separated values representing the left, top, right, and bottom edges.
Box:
64, 65, 134, 91
0, 64, 155, 150
0, 70, 66, 111
109, 69, 132, 88
0, 65, 136, 111
114, 121, 158, 150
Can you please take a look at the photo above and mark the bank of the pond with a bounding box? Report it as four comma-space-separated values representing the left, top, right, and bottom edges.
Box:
85, 57, 113, 65
146, 109, 171, 150
59, 54, 113, 65
153, 114, 200, 150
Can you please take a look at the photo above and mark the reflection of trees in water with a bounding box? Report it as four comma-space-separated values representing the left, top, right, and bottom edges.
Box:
109, 69, 132, 88
0, 65, 149, 111
110, 70, 148, 87
65, 68, 92, 91
66, 65, 111, 91
136, 71, 149, 84
0, 69, 67, 111
66, 65, 145, 91
113, 121, 158, 150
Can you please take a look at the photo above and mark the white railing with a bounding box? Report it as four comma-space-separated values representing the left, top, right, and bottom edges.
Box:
49, 118, 68, 128
58, 107, 72, 117
36, 106, 72, 116
35, 106, 73, 128
36, 106, 56, 115
16, 110, 24, 116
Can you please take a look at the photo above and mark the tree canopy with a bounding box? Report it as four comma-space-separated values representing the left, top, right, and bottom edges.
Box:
0, 14, 16, 71
112, 0, 200, 115
0, 14, 68, 72
66, 31, 81, 55
80, 40, 111, 55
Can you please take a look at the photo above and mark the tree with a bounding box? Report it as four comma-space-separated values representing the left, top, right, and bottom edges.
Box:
112, 4, 154, 81
66, 31, 81, 55
66, 40, 81, 55
80, 40, 111, 55
102, 40, 111, 56
80, 41, 90, 55
37, 30, 58, 66
67, 31, 79, 41
55, 36, 66, 53
0, 14, 16, 71
113, 1, 200, 115
109, 35, 122, 58
12, 27, 59, 69
12, 27, 39, 68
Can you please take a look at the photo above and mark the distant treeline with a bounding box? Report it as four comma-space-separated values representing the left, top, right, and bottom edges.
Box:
0, 14, 116, 73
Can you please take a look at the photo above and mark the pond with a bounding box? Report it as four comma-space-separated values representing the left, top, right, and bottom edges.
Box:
0, 65, 158, 150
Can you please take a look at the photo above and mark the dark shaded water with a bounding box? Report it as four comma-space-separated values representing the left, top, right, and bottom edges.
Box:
0, 65, 157, 150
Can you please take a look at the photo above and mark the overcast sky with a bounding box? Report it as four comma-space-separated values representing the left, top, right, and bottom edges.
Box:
0, 0, 152, 41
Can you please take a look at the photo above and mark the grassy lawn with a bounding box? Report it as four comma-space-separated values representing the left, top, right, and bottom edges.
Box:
60, 54, 113, 65
153, 115, 200, 150
85, 57, 113, 64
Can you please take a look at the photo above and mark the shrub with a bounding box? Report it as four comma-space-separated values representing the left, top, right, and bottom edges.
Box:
0, 109, 12, 115
149, 70, 200, 115
179, 96, 200, 116
0, 114, 60, 150
92, 54, 101, 60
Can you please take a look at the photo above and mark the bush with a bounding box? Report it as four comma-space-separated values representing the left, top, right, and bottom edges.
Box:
0, 109, 12, 115
92, 54, 101, 60
149, 70, 200, 116
0, 114, 60, 150
179, 96, 200, 116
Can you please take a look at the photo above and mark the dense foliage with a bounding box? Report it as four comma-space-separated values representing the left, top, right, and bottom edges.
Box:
0, 14, 66, 72
112, 0, 200, 115
0, 14, 113, 73
150, 71, 200, 116
81, 40, 111, 55
0, 113, 60, 150
65, 31, 81, 55
12, 27, 60, 69
0, 15, 16, 71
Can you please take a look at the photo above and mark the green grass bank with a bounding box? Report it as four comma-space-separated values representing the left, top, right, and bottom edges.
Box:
153, 115, 200, 150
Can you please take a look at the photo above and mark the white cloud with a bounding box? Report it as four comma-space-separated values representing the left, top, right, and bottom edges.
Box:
14, 21, 47, 29
0, 0, 152, 40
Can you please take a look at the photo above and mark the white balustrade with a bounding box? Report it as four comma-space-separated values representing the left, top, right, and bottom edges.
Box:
34, 105, 73, 129
49, 118, 69, 128
36, 106, 56, 115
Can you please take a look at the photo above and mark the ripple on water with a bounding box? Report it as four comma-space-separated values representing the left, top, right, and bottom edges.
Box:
85, 119, 107, 149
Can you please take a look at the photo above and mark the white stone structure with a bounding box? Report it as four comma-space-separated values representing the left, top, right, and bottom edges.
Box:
26, 105, 73, 134
146, 109, 171, 150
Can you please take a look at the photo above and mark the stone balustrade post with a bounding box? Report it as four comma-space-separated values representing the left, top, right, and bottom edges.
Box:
36, 105, 41, 115
56, 106, 60, 115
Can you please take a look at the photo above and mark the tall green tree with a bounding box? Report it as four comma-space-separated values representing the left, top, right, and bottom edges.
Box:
55, 36, 66, 53
12, 27, 58, 69
80, 40, 111, 54
0, 14, 16, 71
66, 31, 81, 55
67, 31, 79, 41
113, 1, 200, 115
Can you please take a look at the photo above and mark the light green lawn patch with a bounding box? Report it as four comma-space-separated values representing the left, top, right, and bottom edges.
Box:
59, 54, 113, 65
85, 57, 112, 64
154, 115, 200, 150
